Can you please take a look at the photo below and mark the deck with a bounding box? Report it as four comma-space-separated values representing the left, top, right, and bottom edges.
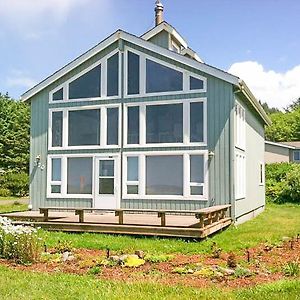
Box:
0, 205, 232, 239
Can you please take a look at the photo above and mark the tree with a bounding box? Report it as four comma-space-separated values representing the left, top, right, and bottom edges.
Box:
285, 97, 300, 112
0, 93, 30, 173
260, 101, 280, 115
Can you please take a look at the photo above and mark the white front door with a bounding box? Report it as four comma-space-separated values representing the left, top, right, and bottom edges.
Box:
94, 156, 120, 209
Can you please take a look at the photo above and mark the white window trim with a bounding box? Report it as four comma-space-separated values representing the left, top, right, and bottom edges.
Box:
123, 47, 207, 98
293, 150, 300, 162
49, 49, 122, 104
48, 156, 63, 197
48, 103, 122, 151
235, 101, 246, 151
123, 98, 207, 148
235, 149, 246, 200
122, 150, 209, 201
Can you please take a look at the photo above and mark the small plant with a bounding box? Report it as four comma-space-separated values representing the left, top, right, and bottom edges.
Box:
227, 252, 237, 268
283, 261, 300, 277
144, 254, 173, 263
123, 256, 145, 268
88, 266, 102, 275
173, 266, 195, 275
54, 240, 73, 253
234, 267, 252, 278
211, 242, 222, 259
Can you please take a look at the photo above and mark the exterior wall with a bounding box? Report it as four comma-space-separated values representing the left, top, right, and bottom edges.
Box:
234, 94, 265, 222
265, 144, 291, 164
30, 37, 234, 214
148, 30, 170, 49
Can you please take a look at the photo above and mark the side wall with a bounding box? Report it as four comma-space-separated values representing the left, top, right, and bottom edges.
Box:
235, 94, 265, 223
265, 144, 291, 164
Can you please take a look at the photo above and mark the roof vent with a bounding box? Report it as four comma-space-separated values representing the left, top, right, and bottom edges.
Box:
155, 0, 164, 26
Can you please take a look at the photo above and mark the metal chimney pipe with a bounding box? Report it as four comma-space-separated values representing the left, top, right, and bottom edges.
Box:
155, 0, 164, 26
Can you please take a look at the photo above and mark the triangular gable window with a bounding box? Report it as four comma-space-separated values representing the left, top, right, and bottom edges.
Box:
190, 76, 204, 90
146, 59, 183, 93
52, 88, 63, 101
69, 65, 101, 99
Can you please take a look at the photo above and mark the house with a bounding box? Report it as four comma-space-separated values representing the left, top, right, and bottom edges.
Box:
21, 1, 271, 224
265, 141, 300, 164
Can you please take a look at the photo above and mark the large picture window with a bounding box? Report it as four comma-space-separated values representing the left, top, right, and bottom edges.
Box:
68, 109, 100, 146
67, 157, 92, 194
69, 65, 101, 99
146, 103, 183, 144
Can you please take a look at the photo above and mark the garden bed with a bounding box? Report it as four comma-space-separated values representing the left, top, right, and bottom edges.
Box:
1, 237, 299, 289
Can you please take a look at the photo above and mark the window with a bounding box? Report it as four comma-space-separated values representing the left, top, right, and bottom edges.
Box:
146, 155, 183, 195
51, 111, 63, 147
126, 157, 139, 194
127, 106, 140, 144
67, 157, 92, 194
235, 150, 246, 199
259, 163, 264, 185
107, 107, 119, 145
69, 65, 101, 99
190, 102, 204, 143
190, 155, 204, 195
171, 40, 180, 53
127, 51, 140, 95
52, 88, 63, 101
293, 150, 300, 162
99, 160, 114, 194
107, 53, 119, 97
146, 103, 183, 143
235, 102, 246, 150
68, 109, 100, 146
50, 158, 61, 194
190, 76, 204, 90
146, 59, 183, 93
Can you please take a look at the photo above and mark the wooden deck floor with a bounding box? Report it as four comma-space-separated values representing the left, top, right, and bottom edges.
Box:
0, 209, 232, 239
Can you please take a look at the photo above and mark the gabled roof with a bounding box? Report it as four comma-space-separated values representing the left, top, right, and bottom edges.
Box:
20, 27, 271, 126
281, 141, 300, 148
265, 140, 295, 149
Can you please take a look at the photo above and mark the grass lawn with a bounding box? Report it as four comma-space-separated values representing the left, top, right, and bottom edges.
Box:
41, 204, 300, 255
0, 196, 29, 201
0, 265, 299, 300
0, 203, 28, 214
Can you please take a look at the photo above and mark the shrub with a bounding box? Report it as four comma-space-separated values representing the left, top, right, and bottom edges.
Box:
0, 188, 11, 197
0, 217, 42, 263
0, 172, 29, 197
283, 261, 300, 277
265, 163, 300, 204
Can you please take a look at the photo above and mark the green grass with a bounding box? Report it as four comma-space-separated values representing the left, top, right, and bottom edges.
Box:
41, 204, 300, 255
0, 265, 299, 300
0, 196, 29, 201
0, 203, 27, 213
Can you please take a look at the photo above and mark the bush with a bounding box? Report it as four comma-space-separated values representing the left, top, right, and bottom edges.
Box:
0, 188, 11, 197
0, 172, 29, 197
0, 217, 42, 263
266, 163, 300, 204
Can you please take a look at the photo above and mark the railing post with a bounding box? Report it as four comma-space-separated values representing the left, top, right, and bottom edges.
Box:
115, 210, 124, 225
39, 208, 49, 222
75, 209, 84, 223
158, 211, 166, 227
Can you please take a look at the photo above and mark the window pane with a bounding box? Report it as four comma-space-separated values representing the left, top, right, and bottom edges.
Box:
51, 185, 61, 194
99, 178, 114, 194
190, 186, 203, 195
146, 155, 183, 195
190, 76, 204, 90
127, 106, 139, 144
146, 59, 183, 93
146, 104, 183, 143
99, 160, 114, 177
190, 102, 204, 142
190, 155, 204, 183
69, 65, 101, 99
67, 158, 92, 194
68, 109, 100, 146
52, 111, 63, 147
51, 158, 61, 181
107, 107, 119, 145
127, 157, 138, 181
127, 185, 138, 194
128, 51, 140, 95
52, 88, 63, 101
107, 53, 119, 96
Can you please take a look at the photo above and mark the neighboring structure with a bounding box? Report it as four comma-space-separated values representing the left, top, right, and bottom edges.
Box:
21, 1, 270, 224
265, 141, 300, 164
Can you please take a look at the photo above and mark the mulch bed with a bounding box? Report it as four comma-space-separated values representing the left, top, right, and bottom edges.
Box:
1, 238, 299, 289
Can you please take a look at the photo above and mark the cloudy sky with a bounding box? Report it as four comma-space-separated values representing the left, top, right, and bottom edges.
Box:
0, 0, 299, 109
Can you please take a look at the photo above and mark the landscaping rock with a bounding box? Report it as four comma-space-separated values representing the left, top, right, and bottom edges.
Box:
217, 266, 235, 276
109, 255, 120, 262
61, 251, 70, 262
119, 255, 128, 262
135, 250, 145, 259
67, 255, 76, 262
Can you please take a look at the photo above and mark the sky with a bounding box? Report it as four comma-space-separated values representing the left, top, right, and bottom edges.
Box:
0, 0, 299, 109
